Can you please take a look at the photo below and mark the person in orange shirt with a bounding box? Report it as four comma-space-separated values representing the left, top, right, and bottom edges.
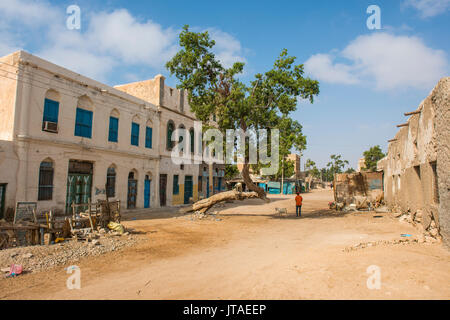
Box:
295, 192, 303, 217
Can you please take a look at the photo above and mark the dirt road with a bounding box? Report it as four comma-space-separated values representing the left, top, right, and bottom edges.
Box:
1, 189, 450, 299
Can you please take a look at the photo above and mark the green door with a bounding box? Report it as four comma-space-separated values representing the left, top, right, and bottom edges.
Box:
66, 174, 92, 214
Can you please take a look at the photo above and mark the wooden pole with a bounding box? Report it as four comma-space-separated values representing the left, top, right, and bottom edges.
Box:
281, 156, 284, 194
404, 110, 421, 116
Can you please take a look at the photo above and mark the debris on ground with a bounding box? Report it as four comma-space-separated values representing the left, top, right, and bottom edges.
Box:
185, 210, 224, 221
5, 264, 23, 278
393, 208, 441, 243
107, 222, 125, 234
1, 198, 123, 250
343, 238, 419, 252
0, 231, 141, 274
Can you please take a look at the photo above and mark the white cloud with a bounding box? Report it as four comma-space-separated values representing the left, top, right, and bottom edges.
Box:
208, 28, 247, 68
0, 1, 247, 82
37, 8, 178, 81
87, 9, 178, 67
304, 54, 359, 85
0, 0, 59, 26
304, 33, 448, 91
403, 0, 450, 18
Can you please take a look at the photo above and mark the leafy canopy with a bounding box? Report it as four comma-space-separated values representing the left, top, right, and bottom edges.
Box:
166, 25, 320, 161
327, 154, 350, 176
363, 145, 385, 172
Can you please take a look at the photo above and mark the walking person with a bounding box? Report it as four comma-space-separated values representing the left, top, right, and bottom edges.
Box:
295, 192, 303, 217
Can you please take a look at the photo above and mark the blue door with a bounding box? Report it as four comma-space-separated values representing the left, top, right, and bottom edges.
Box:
218, 177, 222, 192
206, 178, 210, 198
144, 178, 151, 208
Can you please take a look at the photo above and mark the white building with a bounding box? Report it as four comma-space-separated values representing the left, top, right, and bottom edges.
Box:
0, 50, 224, 217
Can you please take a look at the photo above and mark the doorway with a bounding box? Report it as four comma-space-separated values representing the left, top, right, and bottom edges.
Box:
66, 160, 93, 214
144, 175, 151, 208
184, 175, 193, 204
0, 184, 6, 219
159, 174, 167, 207
127, 171, 138, 209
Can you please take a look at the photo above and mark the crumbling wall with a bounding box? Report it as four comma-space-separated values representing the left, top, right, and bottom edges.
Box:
434, 78, 450, 245
378, 77, 449, 246
334, 172, 383, 208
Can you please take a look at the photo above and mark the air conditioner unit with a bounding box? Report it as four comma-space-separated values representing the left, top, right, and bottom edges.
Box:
42, 121, 58, 133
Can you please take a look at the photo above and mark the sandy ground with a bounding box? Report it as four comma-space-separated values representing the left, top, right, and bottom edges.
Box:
1, 189, 449, 300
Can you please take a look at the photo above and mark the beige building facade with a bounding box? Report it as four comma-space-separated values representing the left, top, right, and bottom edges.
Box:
0, 51, 222, 217
377, 77, 449, 246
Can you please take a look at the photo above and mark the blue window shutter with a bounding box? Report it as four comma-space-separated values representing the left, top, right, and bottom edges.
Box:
86, 110, 93, 138
43, 99, 59, 123
145, 127, 152, 149
131, 122, 139, 146
74, 108, 82, 136
109, 117, 118, 142
75, 108, 93, 138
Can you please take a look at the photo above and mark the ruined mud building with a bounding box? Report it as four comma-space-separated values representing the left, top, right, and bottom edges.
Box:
333, 171, 384, 208
377, 77, 449, 246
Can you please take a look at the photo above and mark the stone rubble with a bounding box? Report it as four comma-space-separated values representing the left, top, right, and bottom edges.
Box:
0, 230, 141, 275
395, 208, 441, 243
343, 238, 420, 252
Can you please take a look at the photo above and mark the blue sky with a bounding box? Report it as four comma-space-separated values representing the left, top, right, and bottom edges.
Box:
1, 0, 449, 169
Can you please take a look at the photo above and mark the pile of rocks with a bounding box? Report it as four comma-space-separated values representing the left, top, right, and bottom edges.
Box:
395, 209, 441, 243
0, 230, 141, 274
343, 238, 418, 252
183, 211, 222, 222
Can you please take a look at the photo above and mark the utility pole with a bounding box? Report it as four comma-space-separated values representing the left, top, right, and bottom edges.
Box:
281, 155, 284, 194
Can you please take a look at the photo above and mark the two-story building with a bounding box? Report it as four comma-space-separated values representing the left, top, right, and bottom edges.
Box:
0, 50, 224, 217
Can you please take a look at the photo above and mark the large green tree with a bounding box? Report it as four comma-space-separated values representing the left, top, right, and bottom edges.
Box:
166, 26, 319, 201
363, 145, 385, 172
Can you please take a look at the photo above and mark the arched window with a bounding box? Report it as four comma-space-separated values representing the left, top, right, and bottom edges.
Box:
167, 121, 175, 150
106, 166, 116, 198
75, 95, 93, 138
131, 115, 140, 147
178, 124, 185, 151
145, 120, 153, 149
38, 160, 54, 200
108, 109, 120, 143
42, 90, 60, 133
189, 128, 194, 154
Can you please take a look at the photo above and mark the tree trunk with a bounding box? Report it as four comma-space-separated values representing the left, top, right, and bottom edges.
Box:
180, 190, 260, 214
238, 120, 269, 202
241, 162, 269, 202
